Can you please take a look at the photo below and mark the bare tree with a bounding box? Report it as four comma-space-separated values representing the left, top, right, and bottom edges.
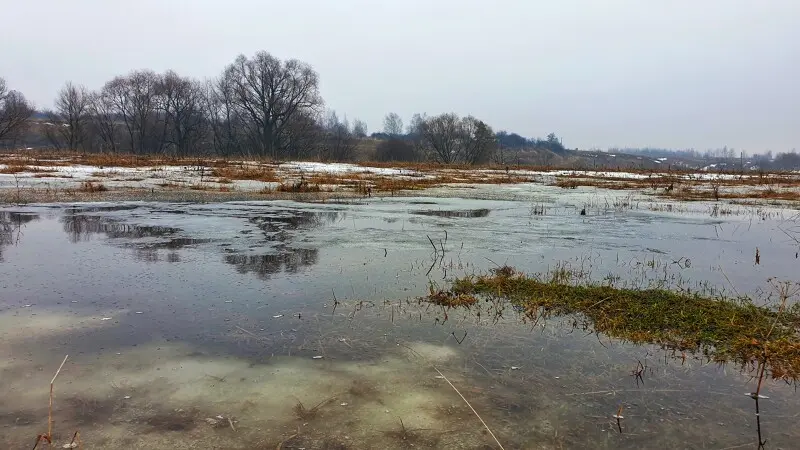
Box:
407, 113, 427, 136
86, 90, 121, 153
45, 82, 91, 152
460, 116, 496, 165
407, 112, 428, 156
420, 113, 462, 163
319, 110, 357, 161
202, 76, 247, 156
383, 112, 404, 137
224, 51, 323, 159
352, 119, 368, 138
157, 71, 207, 156
103, 70, 161, 154
0, 77, 35, 144
419, 113, 495, 165
283, 111, 322, 159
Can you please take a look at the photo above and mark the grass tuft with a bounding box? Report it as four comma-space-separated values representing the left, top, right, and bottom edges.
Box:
428, 266, 800, 380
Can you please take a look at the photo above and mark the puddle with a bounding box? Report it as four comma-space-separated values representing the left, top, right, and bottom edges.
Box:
0, 197, 798, 448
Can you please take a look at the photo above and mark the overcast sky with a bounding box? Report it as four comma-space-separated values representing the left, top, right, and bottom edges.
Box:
2, 0, 798, 152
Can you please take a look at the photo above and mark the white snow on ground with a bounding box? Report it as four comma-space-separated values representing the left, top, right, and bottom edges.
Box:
2, 161, 798, 202
0, 164, 191, 179
498, 169, 653, 180
508, 169, 768, 182
279, 161, 415, 176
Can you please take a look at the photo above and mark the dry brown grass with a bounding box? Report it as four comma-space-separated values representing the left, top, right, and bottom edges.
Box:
555, 177, 651, 190
1, 150, 220, 169
305, 172, 365, 186
78, 181, 107, 193
358, 161, 541, 172
0, 164, 29, 174
0, 164, 59, 174
553, 172, 800, 203
665, 186, 800, 202
210, 164, 278, 182
305, 170, 533, 193
276, 181, 327, 193
372, 177, 441, 192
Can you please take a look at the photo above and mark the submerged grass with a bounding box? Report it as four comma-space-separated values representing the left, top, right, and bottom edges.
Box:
428, 267, 800, 380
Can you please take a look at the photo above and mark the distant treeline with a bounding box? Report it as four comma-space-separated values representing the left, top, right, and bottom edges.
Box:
612, 147, 800, 170
0, 52, 568, 165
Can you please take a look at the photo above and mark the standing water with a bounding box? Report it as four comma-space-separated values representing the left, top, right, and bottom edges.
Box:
1, 196, 798, 449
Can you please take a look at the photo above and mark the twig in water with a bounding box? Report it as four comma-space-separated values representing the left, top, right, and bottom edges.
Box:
68, 430, 81, 449
718, 266, 741, 298
276, 426, 300, 449
425, 257, 437, 277
451, 331, 467, 344
34, 355, 69, 449
49, 355, 68, 440
483, 257, 501, 268
427, 235, 438, 255
613, 405, 624, 433
630, 360, 645, 387
235, 325, 258, 338
433, 366, 505, 450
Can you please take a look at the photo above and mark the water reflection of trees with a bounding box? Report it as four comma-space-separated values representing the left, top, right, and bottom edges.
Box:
224, 248, 319, 279
56, 206, 340, 277
222, 210, 341, 279
0, 212, 39, 262
60, 208, 180, 243
247, 210, 343, 243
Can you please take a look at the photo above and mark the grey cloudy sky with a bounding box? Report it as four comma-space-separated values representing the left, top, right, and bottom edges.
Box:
3, 0, 798, 152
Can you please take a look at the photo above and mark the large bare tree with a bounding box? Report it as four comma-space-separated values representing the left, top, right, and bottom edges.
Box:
0, 77, 35, 144
420, 113, 462, 163
420, 113, 496, 164
45, 82, 91, 151
224, 51, 323, 158
103, 70, 161, 154
460, 116, 496, 165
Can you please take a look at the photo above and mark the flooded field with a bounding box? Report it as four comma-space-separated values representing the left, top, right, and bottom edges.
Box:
1, 194, 799, 449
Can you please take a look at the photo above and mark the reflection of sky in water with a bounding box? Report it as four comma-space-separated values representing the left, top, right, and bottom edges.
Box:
0, 198, 799, 448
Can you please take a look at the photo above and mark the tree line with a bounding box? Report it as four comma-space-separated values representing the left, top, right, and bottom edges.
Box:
611, 146, 800, 170
372, 112, 567, 164
0, 49, 572, 165
2, 52, 363, 161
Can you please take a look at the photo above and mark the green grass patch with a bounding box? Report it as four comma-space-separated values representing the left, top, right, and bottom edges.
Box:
427, 267, 800, 380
